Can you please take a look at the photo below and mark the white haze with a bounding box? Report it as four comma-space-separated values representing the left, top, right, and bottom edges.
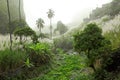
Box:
23, 0, 112, 31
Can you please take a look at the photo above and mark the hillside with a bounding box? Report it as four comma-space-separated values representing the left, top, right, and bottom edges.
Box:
83, 0, 120, 22
0, 0, 25, 34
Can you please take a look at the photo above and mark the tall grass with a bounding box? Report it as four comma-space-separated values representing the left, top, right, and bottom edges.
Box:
0, 49, 27, 73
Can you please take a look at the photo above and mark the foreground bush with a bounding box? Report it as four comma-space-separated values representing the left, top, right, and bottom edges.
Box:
94, 48, 120, 80
26, 43, 52, 66
0, 49, 27, 74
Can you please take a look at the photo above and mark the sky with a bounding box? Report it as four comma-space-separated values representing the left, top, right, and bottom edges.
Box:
23, 0, 112, 30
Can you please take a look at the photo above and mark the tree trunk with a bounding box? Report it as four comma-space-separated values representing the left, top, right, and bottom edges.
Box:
19, 0, 21, 21
87, 49, 96, 72
40, 27, 42, 39
90, 64, 96, 72
50, 19, 52, 39
7, 0, 12, 50
19, 0, 22, 43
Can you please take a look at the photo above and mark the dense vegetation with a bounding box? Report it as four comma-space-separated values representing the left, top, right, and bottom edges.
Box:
0, 0, 120, 80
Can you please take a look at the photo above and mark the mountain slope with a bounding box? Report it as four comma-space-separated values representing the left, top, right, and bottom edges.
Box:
0, 0, 25, 34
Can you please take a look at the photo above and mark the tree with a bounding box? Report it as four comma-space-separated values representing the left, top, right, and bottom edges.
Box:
11, 20, 27, 33
19, 0, 25, 43
55, 21, 68, 35
11, 20, 27, 43
36, 18, 45, 35
73, 23, 111, 71
47, 9, 54, 39
6, 0, 12, 50
14, 27, 36, 43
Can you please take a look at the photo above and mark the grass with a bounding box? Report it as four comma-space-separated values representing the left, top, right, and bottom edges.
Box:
0, 49, 27, 73
30, 53, 93, 80
0, 49, 27, 80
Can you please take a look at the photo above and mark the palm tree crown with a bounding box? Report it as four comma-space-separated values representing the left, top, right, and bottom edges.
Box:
36, 18, 45, 34
47, 9, 54, 19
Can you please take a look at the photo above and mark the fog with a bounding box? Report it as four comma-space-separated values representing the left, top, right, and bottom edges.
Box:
23, 0, 112, 30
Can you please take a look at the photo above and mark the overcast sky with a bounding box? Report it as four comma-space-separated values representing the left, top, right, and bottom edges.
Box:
23, 0, 112, 30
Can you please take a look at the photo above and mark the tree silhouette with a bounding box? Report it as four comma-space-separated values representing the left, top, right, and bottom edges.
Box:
6, 0, 12, 50
19, 0, 23, 43
36, 18, 45, 37
47, 9, 54, 39
56, 21, 68, 35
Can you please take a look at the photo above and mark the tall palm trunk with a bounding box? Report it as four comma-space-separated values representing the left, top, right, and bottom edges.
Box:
47, 9, 54, 39
40, 27, 41, 34
50, 18, 52, 39
39, 27, 42, 39
7, 0, 12, 50
19, 0, 22, 43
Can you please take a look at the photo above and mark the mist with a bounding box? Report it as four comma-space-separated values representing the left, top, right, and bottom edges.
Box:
23, 0, 112, 31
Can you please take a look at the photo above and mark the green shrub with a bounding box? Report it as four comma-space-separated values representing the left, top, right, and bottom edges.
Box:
14, 27, 36, 44
0, 49, 27, 73
94, 48, 120, 80
73, 23, 111, 71
31, 33, 39, 44
26, 43, 52, 66
94, 68, 118, 80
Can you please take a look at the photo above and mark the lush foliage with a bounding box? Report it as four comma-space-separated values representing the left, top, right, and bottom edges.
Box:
10, 20, 27, 33
31, 53, 93, 80
25, 43, 52, 66
0, 42, 53, 79
94, 48, 120, 80
14, 27, 35, 37
0, 49, 27, 74
73, 23, 111, 71
14, 27, 36, 43
1, 0, 120, 80
31, 33, 39, 44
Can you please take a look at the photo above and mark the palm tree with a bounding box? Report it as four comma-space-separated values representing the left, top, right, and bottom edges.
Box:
6, 0, 12, 50
36, 18, 45, 38
47, 9, 54, 39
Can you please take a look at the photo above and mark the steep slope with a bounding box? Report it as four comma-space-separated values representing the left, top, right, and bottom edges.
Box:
0, 0, 25, 34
